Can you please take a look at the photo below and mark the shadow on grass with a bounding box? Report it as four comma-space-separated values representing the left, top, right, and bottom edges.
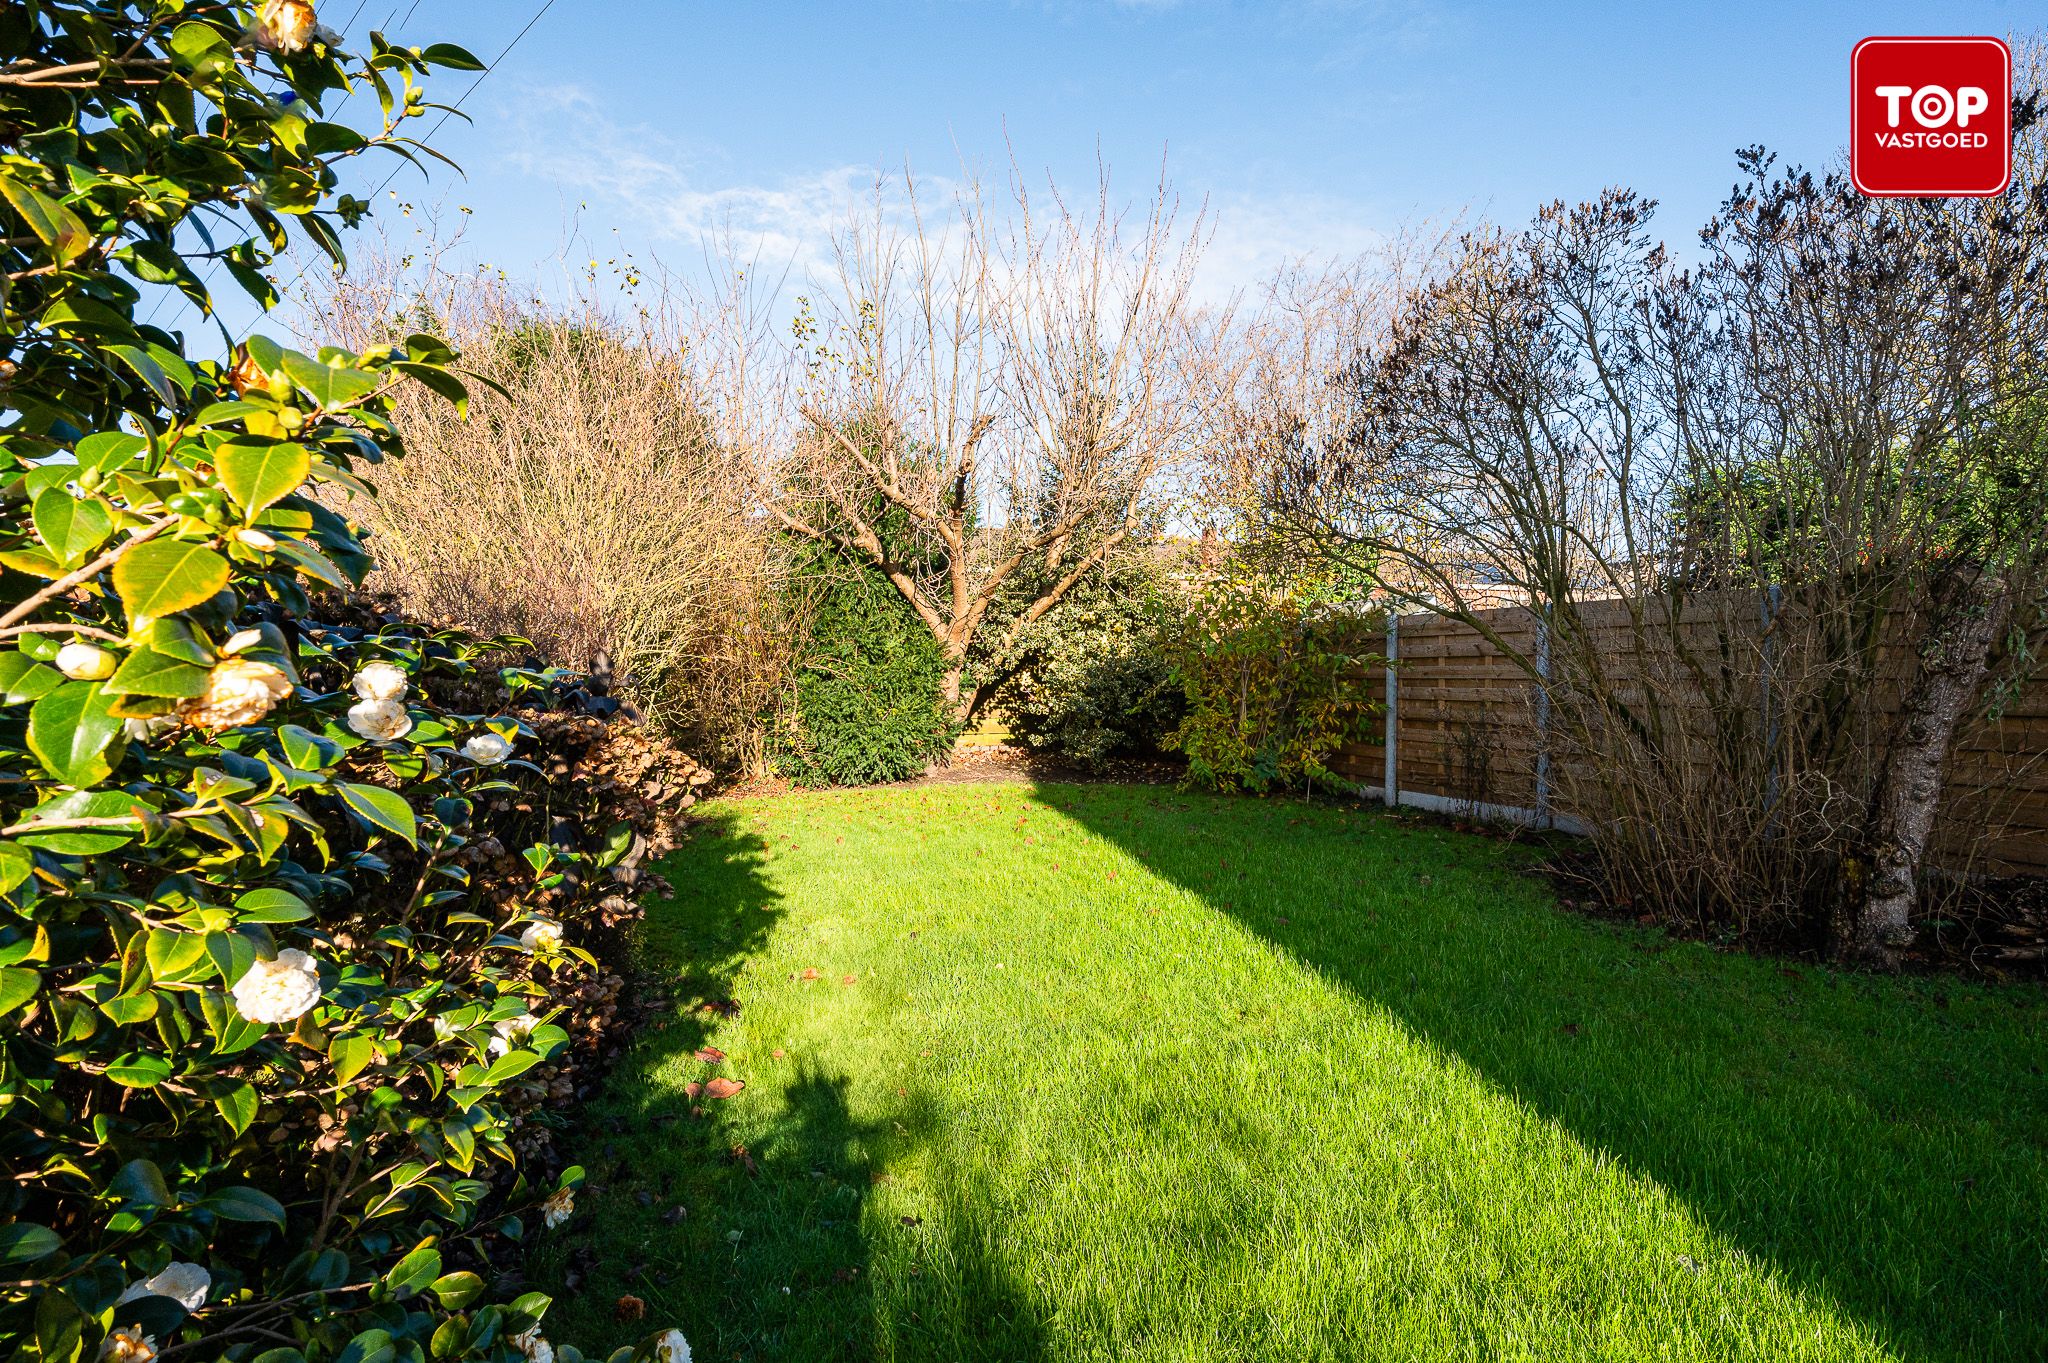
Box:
1049, 783, 2047, 1363
532, 806, 1049, 1363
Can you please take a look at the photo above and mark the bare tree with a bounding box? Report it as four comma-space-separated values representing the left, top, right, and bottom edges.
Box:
1268, 68, 2048, 964
1190, 229, 1457, 562
764, 169, 1207, 721
306, 244, 795, 766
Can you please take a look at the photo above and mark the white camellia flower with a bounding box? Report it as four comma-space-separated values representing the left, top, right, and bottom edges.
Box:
509, 1330, 554, 1363
488, 1012, 539, 1057
519, 919, 564, 954
231, 950, 322, 1025
346, 698, 413, 743
652, 1329, 692, 1363
178, 659, 292, 730
97, 1327, 156, 1363
461, 731, 514, 765
352, 661, 409, 703
253, 0, 316, 54
541, 1185, 575, 1229
118, 1261, 210, 1311
56, 642, 117, 681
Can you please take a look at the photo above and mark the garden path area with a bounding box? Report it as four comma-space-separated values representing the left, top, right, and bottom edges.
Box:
540, 783, 2047, 1362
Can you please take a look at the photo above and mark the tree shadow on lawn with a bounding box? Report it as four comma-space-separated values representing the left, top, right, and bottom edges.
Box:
1049, 784, 2048, 1363
531, 807, 1050, 1363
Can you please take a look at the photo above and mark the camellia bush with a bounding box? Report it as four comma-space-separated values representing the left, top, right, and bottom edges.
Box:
0, 4, 690, 1362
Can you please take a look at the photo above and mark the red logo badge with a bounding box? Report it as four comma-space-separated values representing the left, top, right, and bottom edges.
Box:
1851, 36, 2011, 197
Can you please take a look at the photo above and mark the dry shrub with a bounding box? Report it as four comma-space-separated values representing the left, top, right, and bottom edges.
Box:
306, 255, 794, 766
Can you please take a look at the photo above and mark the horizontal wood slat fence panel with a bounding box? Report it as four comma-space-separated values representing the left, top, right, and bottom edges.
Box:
1332, 598, 2048, 875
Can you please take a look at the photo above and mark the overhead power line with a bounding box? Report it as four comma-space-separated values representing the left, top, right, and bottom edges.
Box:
241, 0, 560, 342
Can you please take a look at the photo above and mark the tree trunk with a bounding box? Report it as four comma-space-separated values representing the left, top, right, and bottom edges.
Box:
1845, 570, 2012, 966
939, 664, 970, 726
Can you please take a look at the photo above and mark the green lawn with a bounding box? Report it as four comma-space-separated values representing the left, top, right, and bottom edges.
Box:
534, 783, 2048, 1362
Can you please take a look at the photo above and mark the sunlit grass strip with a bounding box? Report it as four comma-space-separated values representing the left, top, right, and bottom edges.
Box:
539, 783, 2048, 1363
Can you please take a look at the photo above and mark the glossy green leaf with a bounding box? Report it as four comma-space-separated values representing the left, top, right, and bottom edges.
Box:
331, 1033, 375, 1084
107, 646, 210, 698
105, 345, 176, 406
32, 489, 116, 565
383, 1240, 443, 1298
0, 842, 32, 896
483, 1050, 540, 1084
100, 990, 160, 1024
236, 887, 313, 922
113, 540, 231, 617
0, 967, 40, 1018
217, 441, 311, 514
0, 652, 64, 704
169, 19, 235, 80
109, 1159, 172, 1205
145, 929, 209, 980
428, 1270, 485, 1309
213, 1080, 260, 1137
421, 42, 486, 70
74, 431, 149, 474
279, 723, 343, 770
338, 782, 418, 847
26, 683, 126, 787
13, 789, 149, 853
106, 1052, 174, 1088
283, 351, 380, 409
142, 617, 215, 666
0, 169, 91, 264
199, 1186, 287, 1227
0, 1223, 61, 1266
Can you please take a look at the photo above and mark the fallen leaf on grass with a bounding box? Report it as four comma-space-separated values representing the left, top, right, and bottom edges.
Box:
693, 1046, 725, 1063
899, 1215, 923, 1227
698, 998, 741, 1018
771, 1048, 786, 1058
683, 1077, 747, 1100
613, 1296, 646, 1323
842, 973, 857, 985
799, 967, 822, 981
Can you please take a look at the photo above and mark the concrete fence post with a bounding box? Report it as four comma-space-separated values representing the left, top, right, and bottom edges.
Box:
1384, 611, 1399, 807
1762, 583, 1783, 832
1534, 606, 1553, 829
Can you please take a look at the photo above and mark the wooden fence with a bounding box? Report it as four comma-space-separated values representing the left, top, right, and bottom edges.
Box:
1330, 600, 2048, 876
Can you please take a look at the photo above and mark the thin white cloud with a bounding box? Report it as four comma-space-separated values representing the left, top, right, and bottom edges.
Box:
1194, 190, 1389, 302
488, 80, 1395, 307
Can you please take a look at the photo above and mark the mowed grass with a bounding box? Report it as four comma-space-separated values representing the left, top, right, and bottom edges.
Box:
535, 783, 2048, 1362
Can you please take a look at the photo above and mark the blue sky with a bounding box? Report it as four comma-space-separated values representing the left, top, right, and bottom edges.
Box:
259, 0, 2036, 327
